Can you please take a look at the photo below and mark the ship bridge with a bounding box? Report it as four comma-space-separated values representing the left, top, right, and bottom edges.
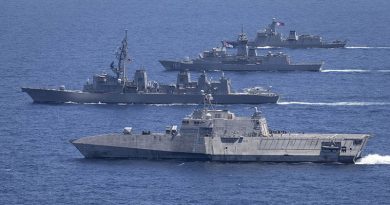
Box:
180, 109, 270, 138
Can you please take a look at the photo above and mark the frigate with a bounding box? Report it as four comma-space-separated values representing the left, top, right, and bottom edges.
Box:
226, 18, 346, 48
159, 30, 323, 72
71, 104, 369, 163
21, 31, 278, 104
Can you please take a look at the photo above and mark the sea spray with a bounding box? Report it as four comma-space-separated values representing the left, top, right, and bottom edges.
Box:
278, 101, 390, 106
355, 154, 390, 165
321, 69, 390, 73
345, 46, 390, 49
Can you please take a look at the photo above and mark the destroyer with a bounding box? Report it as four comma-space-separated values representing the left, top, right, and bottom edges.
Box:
22, 31, 278, 104
227, 18, 346, 48
71, 104, 369, 163
159, 29, 323, 72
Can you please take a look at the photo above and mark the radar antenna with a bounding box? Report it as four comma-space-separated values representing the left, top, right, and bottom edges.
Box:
203, 93, 215, 111
252, 106, 262, 119
238, 24, 246, 41
110, 30, 131, 84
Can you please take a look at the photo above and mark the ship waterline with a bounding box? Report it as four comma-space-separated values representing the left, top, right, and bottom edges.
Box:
159, 60, 323, 71
72, 133, 368, 163
22, 87, 278, 104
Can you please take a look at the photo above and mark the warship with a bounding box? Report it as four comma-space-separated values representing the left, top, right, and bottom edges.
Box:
159, 29, 323, 72
226, 18, 346, 48
71, 103, 369, 163
22, 31, 278, 104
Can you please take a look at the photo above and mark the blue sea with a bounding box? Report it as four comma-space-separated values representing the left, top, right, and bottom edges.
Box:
1, 0, 390, 204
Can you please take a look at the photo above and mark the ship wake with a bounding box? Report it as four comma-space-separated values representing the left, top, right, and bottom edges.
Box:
345, 46, 390, 49
64, 101, 108, 105
321, 69, 390, 73
256, 46, 278, 49
355, 154, 390, 165
278, 101, 390, 106
149, 103, 199, 107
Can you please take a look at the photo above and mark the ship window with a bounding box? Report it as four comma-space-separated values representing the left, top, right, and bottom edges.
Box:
194, 121, 200, 125
215, 114, 222, 118
353, 139, 362, 145
182, 120, 189, 124
221, 138, 239, 143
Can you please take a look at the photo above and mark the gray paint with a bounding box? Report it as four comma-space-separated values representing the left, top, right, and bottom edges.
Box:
22, 31, 278, 104
159, 30, 323, 72
71, 108, 369, 163
21, 87, 278, 104
227, 18, 346, 48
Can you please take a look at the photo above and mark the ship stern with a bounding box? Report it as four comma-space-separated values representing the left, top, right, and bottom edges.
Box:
159, 60, 177, 71
338, 134, 370, 163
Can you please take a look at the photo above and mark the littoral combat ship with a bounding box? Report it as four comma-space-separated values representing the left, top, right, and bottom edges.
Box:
21, 31, 278, 104
71, 103, 369, 163
159, 29, 323, 72
227, 18, 346, 48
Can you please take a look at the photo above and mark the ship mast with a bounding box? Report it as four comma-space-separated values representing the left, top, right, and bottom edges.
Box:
203, 94, 215, 112
236, 25, 248, 57
111, 30, 130, 84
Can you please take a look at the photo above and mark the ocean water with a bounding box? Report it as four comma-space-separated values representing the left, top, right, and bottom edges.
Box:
1, 0, 390, 204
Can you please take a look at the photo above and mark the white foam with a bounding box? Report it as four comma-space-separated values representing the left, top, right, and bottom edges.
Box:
355, 154, 390, 165
278, 101, 390, 106
256, 46, 276, 49
83, 102, 107, 105
321, 69, 390, 73
63, 102, 199, 106
148, 103, 198, 107
345, 46, 390, 49
64, 101, 79, 104
64, 101, 110, 105
321, 69, 371, 73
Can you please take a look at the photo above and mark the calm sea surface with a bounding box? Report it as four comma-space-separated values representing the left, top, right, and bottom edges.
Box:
1, 0, 390, 204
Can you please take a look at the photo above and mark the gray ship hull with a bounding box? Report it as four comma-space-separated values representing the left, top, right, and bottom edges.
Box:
71, 143, 357, 163
21, 87, 279, 104
71, 133, 369, 164
159, 60, 323, 72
